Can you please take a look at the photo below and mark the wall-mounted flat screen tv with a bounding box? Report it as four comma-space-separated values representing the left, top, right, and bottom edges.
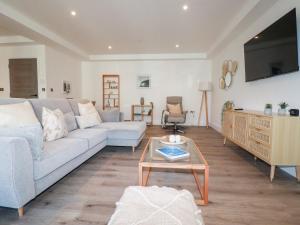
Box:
244, 8, 299, 82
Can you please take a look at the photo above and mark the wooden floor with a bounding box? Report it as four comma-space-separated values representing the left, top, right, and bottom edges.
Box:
1, 126, 300, 225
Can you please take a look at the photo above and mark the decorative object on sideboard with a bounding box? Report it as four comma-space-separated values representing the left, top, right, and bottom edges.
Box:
278, 102, 288, 116
264, 103, 273, 116
140, 97, 144, 106
137, 75, 151, 88
198, 81, 212, 128
221, 100, 234, 123
219, 60, 238, 89
289, 109, 299, 117
63, 80, 71, 94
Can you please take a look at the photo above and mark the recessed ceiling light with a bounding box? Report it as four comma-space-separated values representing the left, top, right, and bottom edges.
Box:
254, 36, 259, 39
182, 4, 189, 11
108, 45, 112, 50
175, 44, 180, 48
70, 10, 76, 16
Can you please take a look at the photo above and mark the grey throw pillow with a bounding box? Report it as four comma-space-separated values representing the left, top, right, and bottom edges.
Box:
0, 124, 44, 160
64, 112, 77, 131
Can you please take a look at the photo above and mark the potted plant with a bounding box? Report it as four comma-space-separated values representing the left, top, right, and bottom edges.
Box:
278, 102, 289, 116
221, 101, 234, 122
264, 103, 272, 115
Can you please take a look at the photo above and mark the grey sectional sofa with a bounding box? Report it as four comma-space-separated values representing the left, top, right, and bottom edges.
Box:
0, 98, 146, 216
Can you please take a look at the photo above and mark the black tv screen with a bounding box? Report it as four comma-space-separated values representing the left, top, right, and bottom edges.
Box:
244, 8, 299, 82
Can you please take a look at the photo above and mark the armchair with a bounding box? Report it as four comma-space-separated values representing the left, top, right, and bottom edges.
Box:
161, 96, 187, 133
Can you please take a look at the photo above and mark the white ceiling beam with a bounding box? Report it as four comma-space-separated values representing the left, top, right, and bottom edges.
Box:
89, 53, 207, 61
0, 35, 34, 44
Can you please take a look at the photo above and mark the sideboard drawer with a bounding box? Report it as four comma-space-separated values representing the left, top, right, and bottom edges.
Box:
249, 139, 271, 162
250, 116, 272, 131
249, 128, 272, 146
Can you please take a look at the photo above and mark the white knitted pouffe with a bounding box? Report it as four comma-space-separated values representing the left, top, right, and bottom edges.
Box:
108, 186, 205, 225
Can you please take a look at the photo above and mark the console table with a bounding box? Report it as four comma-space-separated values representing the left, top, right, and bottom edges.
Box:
222, 110, 300, 181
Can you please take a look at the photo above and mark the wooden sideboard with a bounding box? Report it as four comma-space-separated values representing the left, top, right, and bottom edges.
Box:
222, 110, 300, 181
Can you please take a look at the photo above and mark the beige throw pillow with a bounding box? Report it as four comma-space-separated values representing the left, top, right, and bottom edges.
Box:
42, 107, 68, 142
0, 101, 39, 127
75, 112, 102, 129
167, 104, 182, 115
77, 102, 102, 128
78, 102, 99, 116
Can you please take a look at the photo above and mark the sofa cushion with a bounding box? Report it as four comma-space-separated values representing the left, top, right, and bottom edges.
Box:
64, 112, 78, 132
0, 98, 26, 105
0, 101, 40, 127
68, 99, 89, 116
96, 121, 146, 140
67, 128, 107, 148
29, 98, 76, 126
33, 138, 88, 180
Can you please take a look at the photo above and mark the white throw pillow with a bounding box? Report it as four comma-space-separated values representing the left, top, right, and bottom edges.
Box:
42, 107, 68, 142
0, 101, 39, 127
78, 102, 99, 116
75, 112, 101, 129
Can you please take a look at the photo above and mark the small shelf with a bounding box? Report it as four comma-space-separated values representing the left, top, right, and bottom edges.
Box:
131, 103, 154, 126
103, 74, 120, 110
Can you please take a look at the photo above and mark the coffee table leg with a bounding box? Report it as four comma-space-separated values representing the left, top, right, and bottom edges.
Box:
139, 165, 151, 186
204, 166, 209, 204
192, 167, 209, 205
139, 164, 143, 186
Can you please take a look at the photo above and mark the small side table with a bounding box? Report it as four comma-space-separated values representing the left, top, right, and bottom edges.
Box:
131, 103, 154, 125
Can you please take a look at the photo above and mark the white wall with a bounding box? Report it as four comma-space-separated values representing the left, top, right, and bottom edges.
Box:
0, 45, 47, 98
211, 0, 300, 176
45, 46, 82, 98
81, 60, 211, 125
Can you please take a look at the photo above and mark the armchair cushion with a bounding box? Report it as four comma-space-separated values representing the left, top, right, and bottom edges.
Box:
167, 114, 186, 123
167, 103, 182, 115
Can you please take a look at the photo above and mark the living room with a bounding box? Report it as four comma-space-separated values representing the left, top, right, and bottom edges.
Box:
0, 0, 299, 225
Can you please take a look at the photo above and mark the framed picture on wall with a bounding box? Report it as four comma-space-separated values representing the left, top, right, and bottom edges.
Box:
63, 80, 71, 94
137, 75, 151, 88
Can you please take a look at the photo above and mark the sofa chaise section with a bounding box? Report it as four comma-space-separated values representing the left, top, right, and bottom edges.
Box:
96, 121, 146, 152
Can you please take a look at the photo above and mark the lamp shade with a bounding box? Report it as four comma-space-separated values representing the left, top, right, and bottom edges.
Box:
198, 81, 212, 91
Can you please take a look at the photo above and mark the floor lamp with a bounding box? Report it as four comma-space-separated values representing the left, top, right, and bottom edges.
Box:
198, 81, 212, 128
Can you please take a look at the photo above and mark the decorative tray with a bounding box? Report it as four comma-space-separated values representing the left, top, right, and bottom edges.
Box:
159, 135, 187, 145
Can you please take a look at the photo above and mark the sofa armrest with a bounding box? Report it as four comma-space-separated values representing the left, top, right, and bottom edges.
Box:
0, 137, 35, 209
98, 109, 122, 122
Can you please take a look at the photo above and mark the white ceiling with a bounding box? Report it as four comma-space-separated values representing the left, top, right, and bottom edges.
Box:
0, 0, 252, 55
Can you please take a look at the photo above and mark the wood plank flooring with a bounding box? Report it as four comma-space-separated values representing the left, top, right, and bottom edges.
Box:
0, 126, 300, 225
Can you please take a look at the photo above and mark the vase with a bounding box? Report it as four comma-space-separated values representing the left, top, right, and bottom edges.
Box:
264, 108, 272, 116
278, 108, 287, 116
140, 97, 144, 105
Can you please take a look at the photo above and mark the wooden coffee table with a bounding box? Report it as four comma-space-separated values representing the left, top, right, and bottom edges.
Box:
139, 137, 209, 205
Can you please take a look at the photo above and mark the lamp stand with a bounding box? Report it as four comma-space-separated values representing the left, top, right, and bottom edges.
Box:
198, 91, 209, 128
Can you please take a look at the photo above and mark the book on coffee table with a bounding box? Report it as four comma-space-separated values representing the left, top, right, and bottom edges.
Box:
155, 146, 190, 161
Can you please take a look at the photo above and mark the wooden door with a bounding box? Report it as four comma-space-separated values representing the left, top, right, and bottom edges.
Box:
9, 58, 38, 98
233, 113, 248, 147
